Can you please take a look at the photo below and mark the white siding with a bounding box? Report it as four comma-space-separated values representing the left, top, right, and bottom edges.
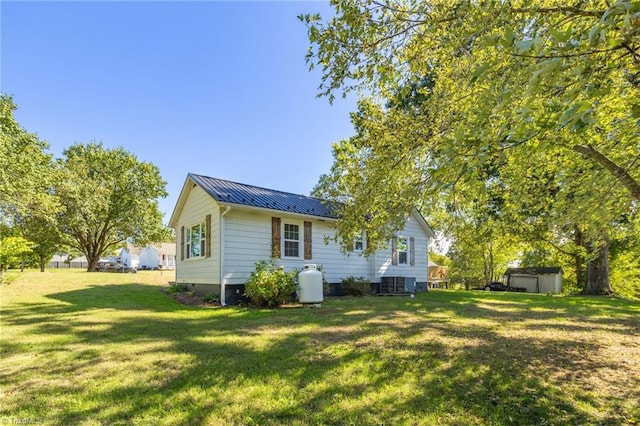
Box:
512, 273, 562, 293
139, 246, 160, 269
223, 210, 272, 284
118, 250, 139, 268
373, 212, 429, 283
222, 209, 430, 284
175, 186, 220, 284
309, 220, 371, 283
512, 276, 539, 293
223, 210, 371, 284
539, 275, 557, 293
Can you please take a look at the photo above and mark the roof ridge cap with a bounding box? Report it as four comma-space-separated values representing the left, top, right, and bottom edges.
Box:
189, 172, 329, 202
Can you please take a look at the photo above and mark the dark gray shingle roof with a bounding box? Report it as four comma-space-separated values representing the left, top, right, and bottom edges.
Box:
189, 173, 338, 219
505, 267, 562, 275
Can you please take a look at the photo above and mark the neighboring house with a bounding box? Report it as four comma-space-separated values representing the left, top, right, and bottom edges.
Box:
118, 244, 140, 268
119, 243, 176, 270
428, 260, 450, 289
139, 243, 176, 270
505, 267, 563, 293
168, 173, 435, 305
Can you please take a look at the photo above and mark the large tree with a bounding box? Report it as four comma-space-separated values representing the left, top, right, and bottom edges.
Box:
304, 0, 638, 294
56, 143, 170, 271
1, 95, 59, 273
0, 95, 55, 221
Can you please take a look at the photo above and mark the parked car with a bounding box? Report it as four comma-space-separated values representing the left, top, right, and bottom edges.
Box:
95, 261, 137, 273
482, 281, 526, 292
484, 281, 507, 291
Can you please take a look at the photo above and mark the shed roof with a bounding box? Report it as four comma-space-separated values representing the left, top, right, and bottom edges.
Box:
505, 267, 562, 275
188, 173, 339, 219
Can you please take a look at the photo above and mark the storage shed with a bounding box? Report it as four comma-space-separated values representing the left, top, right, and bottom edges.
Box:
504, 267, 563, 293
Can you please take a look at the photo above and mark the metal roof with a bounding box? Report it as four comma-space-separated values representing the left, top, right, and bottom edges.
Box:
505, 267, 563, 275
189, 173, 339, 219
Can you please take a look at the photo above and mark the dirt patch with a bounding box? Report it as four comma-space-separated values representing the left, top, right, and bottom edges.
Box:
164, 290, 221, 308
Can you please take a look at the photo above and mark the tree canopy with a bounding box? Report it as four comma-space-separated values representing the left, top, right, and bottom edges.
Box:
56, 142, 170, 271
303, 0, 639, 294
0, 95, 55, 220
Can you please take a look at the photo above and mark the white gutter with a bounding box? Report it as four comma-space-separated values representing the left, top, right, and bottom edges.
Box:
219, 205, 231, 306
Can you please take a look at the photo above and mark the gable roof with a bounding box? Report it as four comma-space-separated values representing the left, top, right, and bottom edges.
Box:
169, 173, 435, 237
505, 267, 563, 275
187, 173, 338, 219
143, 242, 176, 255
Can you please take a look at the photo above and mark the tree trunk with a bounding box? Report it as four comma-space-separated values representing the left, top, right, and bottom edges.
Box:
574, 227, 586, 290
87, 256, 99, 272
39, 254, 46, 272
583, 239, 613, 295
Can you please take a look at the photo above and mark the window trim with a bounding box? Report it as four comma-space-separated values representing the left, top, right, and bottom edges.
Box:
281, 220, 303, 259
354, 232, 365, 252
185, 221, 206, 260
397, 236, 409, 265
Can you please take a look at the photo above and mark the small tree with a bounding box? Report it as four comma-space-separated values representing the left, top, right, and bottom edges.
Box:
0, 236, 33, 272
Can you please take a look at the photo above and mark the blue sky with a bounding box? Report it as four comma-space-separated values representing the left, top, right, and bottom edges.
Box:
1, 1, 357, 221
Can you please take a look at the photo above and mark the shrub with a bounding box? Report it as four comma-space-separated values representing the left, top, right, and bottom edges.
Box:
244, 259, 297, 307
166, 282, 190, 294
342, 276, 371, 296
315, 264, 331, 295
203, 294, 220, 304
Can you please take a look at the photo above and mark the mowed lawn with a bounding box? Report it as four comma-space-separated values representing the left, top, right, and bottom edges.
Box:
1, 270, 639, 425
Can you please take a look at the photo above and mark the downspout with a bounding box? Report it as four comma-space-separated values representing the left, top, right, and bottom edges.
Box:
220, 205, 231, 306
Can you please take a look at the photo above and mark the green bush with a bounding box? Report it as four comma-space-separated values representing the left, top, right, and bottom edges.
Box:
315, 264, 330, 295
342, 276, 371, 296
244, 259, 297, 307
166, 282, 190, 294
203, 294, 220, 304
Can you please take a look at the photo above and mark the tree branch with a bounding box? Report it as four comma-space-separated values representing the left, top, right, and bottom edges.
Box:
511, 7, 604, 18
573, 144, 640, 202
508, 44, 625, 59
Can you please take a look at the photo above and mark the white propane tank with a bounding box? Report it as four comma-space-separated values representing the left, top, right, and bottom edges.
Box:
298, 264, 324, 304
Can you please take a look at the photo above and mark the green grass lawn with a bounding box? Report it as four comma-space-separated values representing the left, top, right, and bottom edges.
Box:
1, 270, 639, 425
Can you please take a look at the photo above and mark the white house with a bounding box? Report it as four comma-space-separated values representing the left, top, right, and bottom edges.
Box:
168, 173, 435, 305
119, 243, 176, 270
505, 267, 563, 293
118, 244, 140, 268
139, 243, 176, 270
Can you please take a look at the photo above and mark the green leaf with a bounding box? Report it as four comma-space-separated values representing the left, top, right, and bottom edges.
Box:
514, 39, 533, 54
588, 24, 602, 47
469, 62, 491, 85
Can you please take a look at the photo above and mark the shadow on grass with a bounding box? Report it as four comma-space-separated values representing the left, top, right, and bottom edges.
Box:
2, 286, 639, 425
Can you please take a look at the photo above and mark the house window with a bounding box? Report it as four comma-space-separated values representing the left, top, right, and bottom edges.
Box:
397, 237, 408, 265
283, 223, 300, 258
186, 222, 206, 259
354, 233, 364, 251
